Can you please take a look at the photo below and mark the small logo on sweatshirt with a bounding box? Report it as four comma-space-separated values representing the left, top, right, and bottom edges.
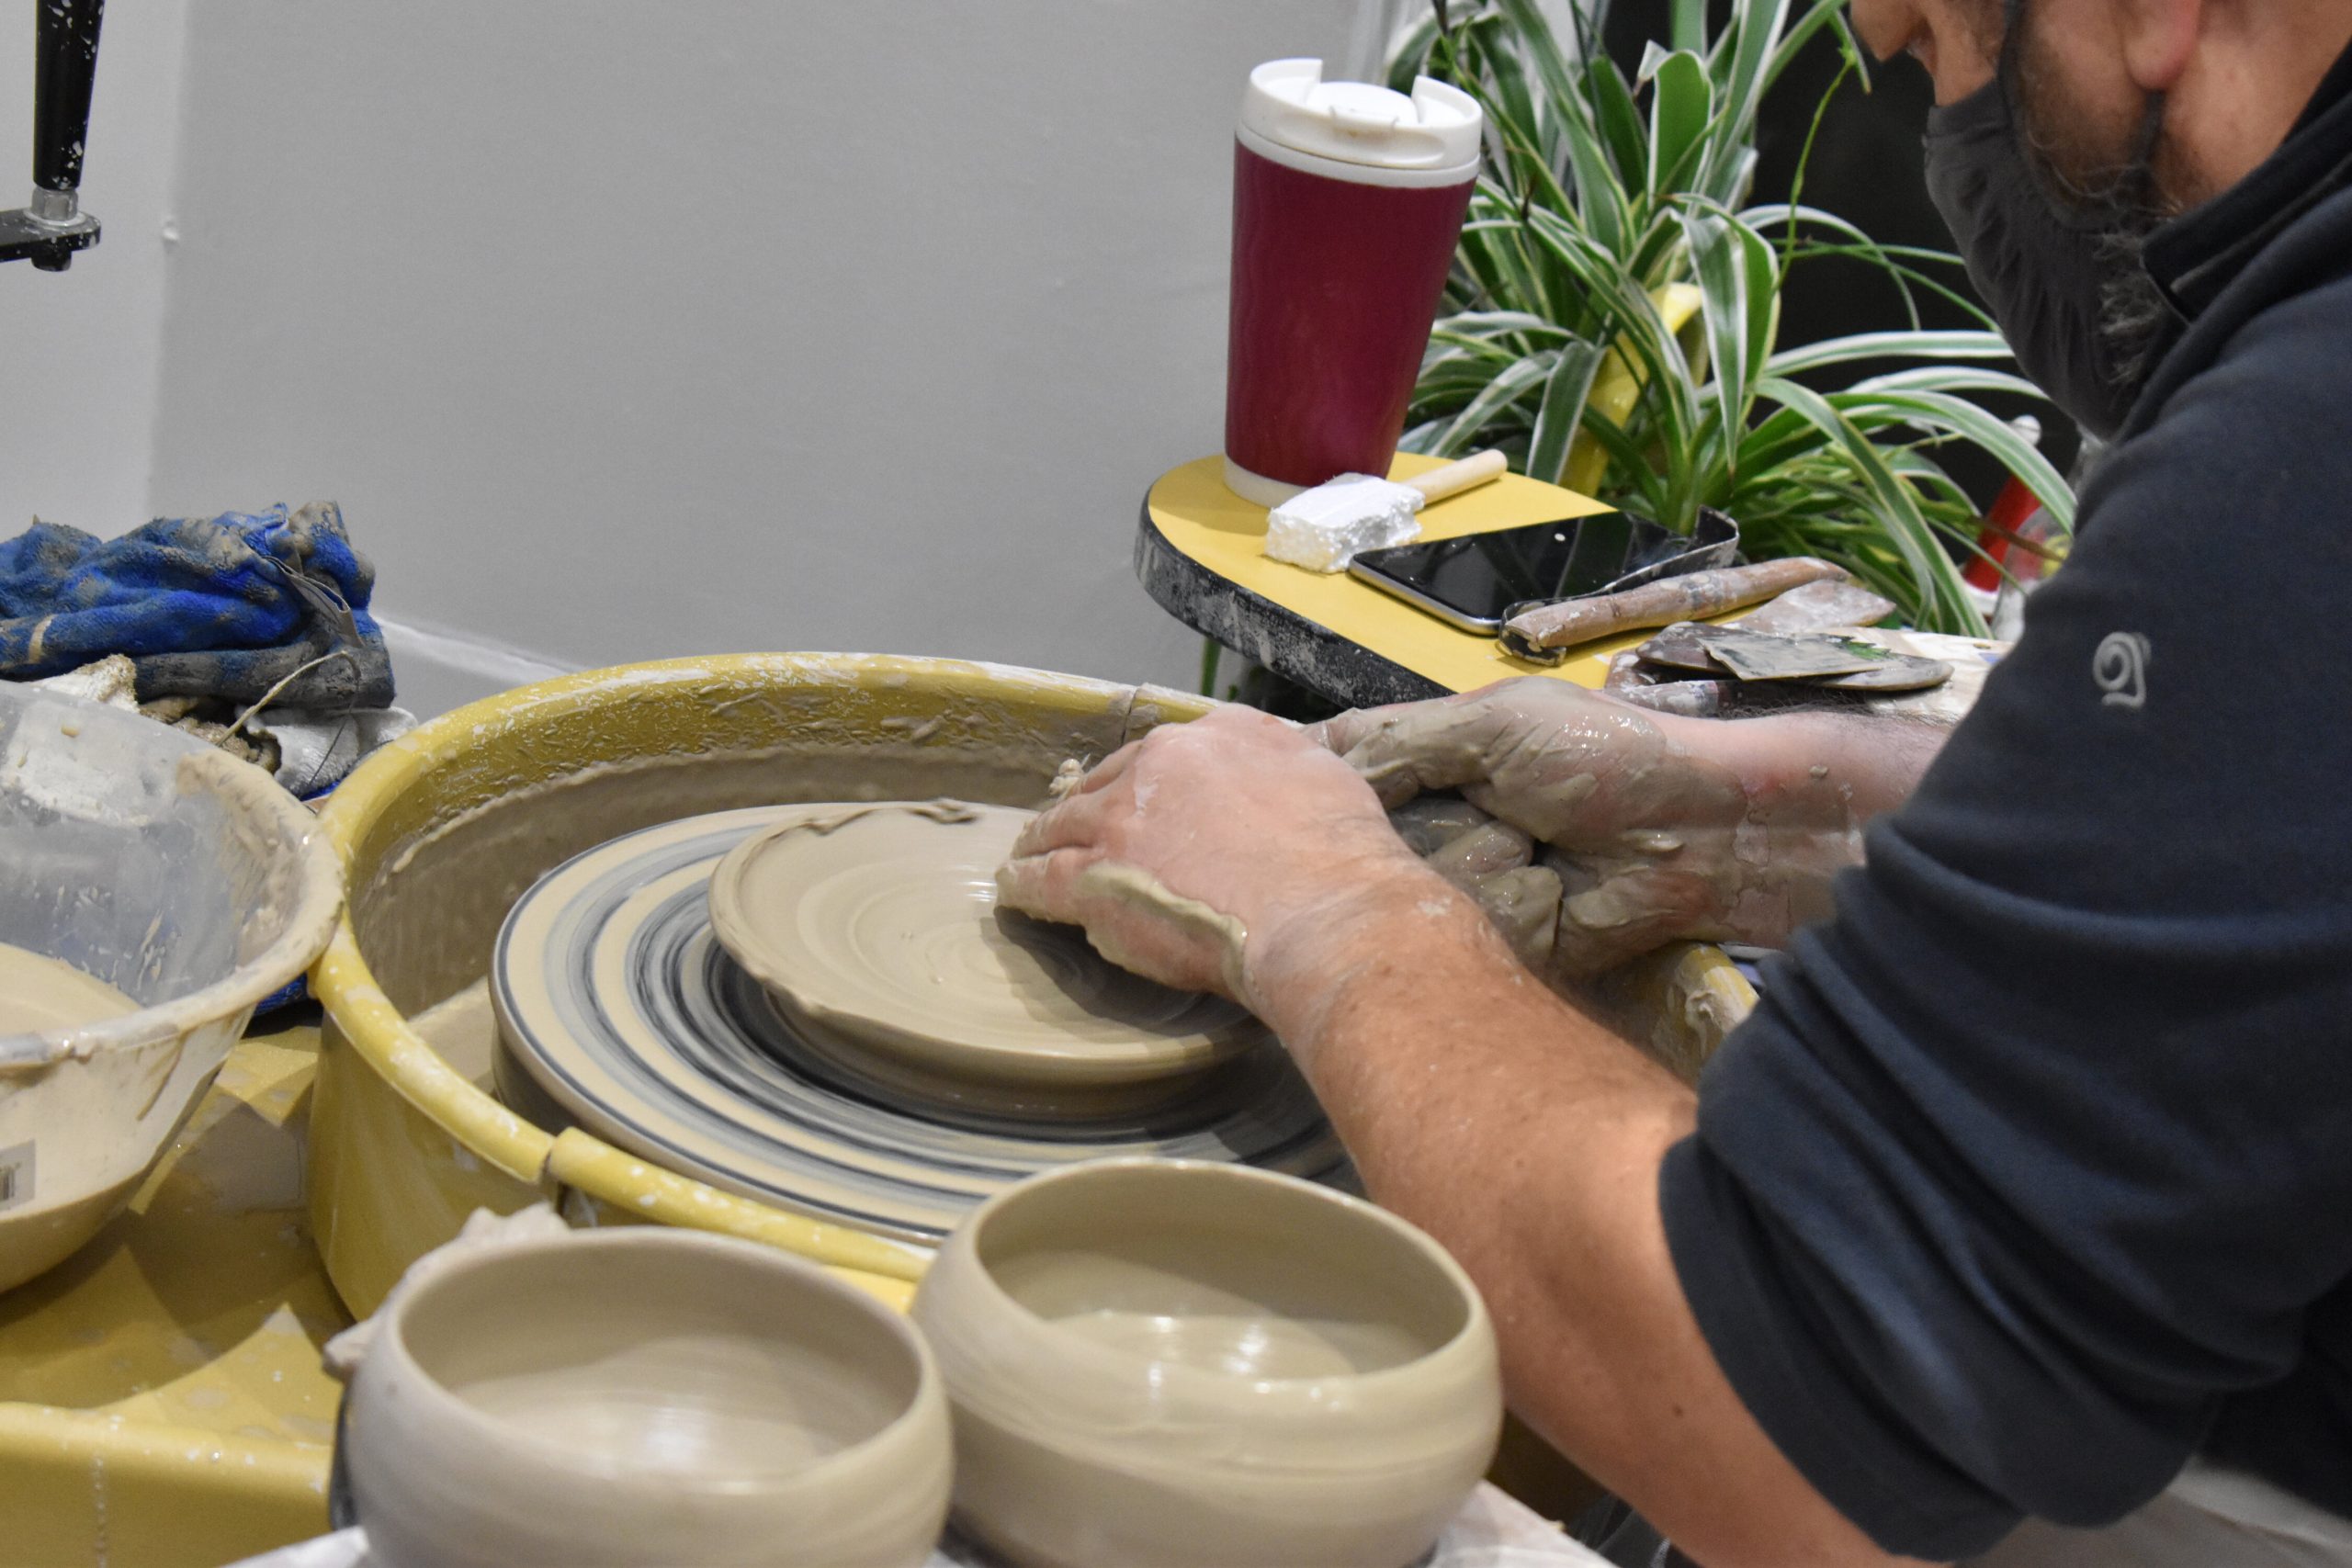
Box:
2094, 632, 2149, 709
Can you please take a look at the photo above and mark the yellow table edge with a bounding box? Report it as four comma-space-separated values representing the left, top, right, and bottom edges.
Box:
0, 1032, 339, 1568
1147, 453, 1679, 696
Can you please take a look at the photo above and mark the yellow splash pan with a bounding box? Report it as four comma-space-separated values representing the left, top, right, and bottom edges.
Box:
0, 653, 1751, 1567
306, 652, 1750, 1323
306, 654, 1212, 1321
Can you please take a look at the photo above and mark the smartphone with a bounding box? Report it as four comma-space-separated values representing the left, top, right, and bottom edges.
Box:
1350, 509, 1739, 632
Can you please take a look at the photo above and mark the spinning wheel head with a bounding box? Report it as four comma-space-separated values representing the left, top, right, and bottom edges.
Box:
492, 806, 1346, 1243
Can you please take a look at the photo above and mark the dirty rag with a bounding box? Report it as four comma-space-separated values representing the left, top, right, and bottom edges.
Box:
29, 650, 414, 800
0, 502, 392, 709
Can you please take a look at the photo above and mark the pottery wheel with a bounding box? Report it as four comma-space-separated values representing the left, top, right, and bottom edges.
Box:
492, 806, 1349, 1243
706, 801, 1262, 1113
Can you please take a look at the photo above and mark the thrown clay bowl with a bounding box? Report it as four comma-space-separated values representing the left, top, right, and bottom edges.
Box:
707, 800, 1265, 1116
344, 1227, 950, 1568
912, 1157, 1503, 1568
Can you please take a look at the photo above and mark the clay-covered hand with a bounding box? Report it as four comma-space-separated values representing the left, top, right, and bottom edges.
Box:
1315, 678, 1873, 976
996, 707, 1441, 1008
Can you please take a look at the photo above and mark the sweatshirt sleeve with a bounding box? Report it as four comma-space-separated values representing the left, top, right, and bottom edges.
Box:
1656, 274, 2352, 1559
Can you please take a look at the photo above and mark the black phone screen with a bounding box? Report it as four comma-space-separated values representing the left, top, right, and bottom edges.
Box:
1351, 512, 1702, 629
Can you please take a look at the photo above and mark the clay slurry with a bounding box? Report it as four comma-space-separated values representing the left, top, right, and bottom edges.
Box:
996, 1232, 1433, 1380
0, 942, 138, 1038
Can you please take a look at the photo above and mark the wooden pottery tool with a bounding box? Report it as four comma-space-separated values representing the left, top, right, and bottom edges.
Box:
1500, 556, 1849, 661
1809, 650, 1954, 692
1630, 622, 1728, 675
1692, 626, 1893, 682
1630, 624, 1951, 694
1696, 627, 1951, 691
1263, 449, 1508, 572
1729, 578, 1897, 635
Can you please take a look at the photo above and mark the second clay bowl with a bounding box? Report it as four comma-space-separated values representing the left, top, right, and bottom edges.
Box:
342, 1227, 950, 1568
912, 1157, 1503, 1568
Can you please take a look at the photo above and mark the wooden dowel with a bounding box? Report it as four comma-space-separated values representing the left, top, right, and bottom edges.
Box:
1406, 449, 1508, 504
1503, 557, 1849, 652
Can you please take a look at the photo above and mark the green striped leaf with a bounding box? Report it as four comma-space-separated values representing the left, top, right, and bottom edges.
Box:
1527, 339, 1608, 484
1646, 49, 1713, 198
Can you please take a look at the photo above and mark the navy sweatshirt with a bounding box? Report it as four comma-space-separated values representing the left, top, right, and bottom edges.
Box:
1657, 44, 2352, 1560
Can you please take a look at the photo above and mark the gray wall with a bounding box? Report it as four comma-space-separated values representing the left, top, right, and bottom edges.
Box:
0, 2, 189, 535
2, 2, 1363, 715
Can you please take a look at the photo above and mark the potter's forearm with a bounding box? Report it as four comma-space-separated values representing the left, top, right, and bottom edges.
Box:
1647, 709, 1948, 945
1249, 872, 1901, 1568
1702, 709, 1947, 823
1252, 874, 1695, 1417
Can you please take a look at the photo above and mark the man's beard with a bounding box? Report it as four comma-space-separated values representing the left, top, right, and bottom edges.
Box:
2007, 11, 2179, 415
2085, 214, 2171, 403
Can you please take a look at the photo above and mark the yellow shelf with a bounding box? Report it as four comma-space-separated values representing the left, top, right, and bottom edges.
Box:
0, 1025, 346, 1568
1145, 453, 1674, 697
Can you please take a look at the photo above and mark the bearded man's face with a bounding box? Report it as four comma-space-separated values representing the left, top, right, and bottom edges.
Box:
2001, 0, 2180, 405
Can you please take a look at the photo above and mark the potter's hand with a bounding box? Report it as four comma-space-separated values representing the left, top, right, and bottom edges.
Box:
998, 707, 1440, 1008
1316, 679, 1925, 976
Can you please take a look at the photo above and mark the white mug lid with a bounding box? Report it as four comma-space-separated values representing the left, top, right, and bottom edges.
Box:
1238, 59, 1484, 174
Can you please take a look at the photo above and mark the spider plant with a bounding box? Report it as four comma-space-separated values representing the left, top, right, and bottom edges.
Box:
1389, 0, 2075, 634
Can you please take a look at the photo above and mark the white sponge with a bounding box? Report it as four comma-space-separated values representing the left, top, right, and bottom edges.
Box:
1263, 474, 1425, 572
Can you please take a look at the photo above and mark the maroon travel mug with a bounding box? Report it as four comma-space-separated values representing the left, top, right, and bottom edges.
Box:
1223, 60, 1484, 505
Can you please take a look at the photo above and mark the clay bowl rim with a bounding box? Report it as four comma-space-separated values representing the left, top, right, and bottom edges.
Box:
946, 1156, 1493, 1396
704, 804, 1262, 1084
364, 1226, 942, 1495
